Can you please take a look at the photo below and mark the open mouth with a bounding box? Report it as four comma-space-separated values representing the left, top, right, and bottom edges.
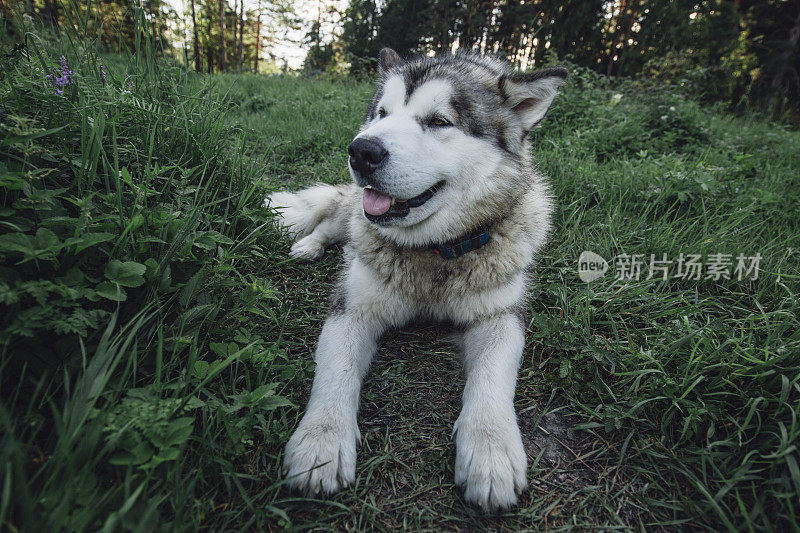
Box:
363, 181, 444, 223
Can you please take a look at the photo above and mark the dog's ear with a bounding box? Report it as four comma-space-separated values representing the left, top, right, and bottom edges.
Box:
378, 48, 404, 73
499, 67, 568, 131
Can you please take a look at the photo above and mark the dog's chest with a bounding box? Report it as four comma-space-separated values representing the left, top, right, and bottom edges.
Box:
354, 242, 526, 322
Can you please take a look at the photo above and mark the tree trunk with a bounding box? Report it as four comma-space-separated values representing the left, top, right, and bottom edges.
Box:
191, 0, 201, 72
615, 0, 638, 76
606, 0, 627, 76
237, 0, 244, 72
254, 0, 262, 72
770, 8, 800, 93
219, 0, 228, 72
42, 0, 56, 26
233, 0, 239, 69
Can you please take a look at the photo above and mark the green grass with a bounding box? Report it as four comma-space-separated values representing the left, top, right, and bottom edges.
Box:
1, 26, 799, 531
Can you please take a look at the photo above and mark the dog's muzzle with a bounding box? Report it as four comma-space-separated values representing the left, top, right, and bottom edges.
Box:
348, 137, 388, 179
362, 181, 444, 224
348, 137, 444, 225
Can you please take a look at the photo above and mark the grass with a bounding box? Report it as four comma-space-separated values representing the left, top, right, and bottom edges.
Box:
1, 21, 799, 531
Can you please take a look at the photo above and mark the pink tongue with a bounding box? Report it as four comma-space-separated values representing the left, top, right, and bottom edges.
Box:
363, 188, 393, 216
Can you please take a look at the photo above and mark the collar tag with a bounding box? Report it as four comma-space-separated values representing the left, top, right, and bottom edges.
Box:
431, 228, 490, 259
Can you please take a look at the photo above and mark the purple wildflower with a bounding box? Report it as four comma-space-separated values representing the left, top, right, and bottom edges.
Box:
99, 63, 107, 86
49, 55, 73, 96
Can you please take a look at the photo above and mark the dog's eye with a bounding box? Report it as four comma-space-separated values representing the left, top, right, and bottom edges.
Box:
428, 116, 451, 128
378, 108, 387, 119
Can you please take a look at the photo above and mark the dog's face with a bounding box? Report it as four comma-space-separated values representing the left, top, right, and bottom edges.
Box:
348, 48, 567, 246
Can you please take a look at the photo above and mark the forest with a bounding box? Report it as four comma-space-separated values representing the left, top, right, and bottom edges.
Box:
6, 0, 800, 120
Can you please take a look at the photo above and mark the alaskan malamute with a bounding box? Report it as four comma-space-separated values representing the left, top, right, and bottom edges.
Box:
267, 48, 567, 511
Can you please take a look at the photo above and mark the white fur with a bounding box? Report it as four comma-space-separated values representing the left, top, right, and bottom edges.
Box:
354, 78, 456, 203
265, 185, 348, 241
282, 314, 368, 494
280, 244, 531, 510
354, 76, 512, 247
290, 217, 338, 260
283, 262, 412, 493
272, 54, 566, 512
454, 312, 528, 510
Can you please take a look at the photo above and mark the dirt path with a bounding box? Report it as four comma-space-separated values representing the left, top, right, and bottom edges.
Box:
274, 321, 642, 531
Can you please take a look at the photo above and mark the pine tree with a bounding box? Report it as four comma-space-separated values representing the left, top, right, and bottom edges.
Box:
219, 0, 227, 71
191, 0, 201, 71
237, 0, 245, 72
254, 0, 262, 72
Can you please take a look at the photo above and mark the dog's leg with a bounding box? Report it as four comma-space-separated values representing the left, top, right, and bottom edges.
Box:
454, 311, 528, 511
266, 184, 354, 260
289, 217, 342, 260
283, 259, 407, 495
282, 312, 379, 494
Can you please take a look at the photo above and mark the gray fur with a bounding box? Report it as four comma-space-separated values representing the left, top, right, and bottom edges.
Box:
266, 50, 567, 512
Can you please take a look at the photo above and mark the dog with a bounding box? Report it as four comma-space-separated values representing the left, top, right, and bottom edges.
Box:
266, 48, 567, 511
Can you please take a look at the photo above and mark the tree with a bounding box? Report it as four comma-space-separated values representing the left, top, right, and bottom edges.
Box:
340, 0, 380, 76
302, 0, 344, 74
374, 0, 432, 55
735, 0, 800, 116
237, 0, 245, 72
546, 0, 605, 68
254, 0, 262, 71
191, 0, 201, 71
219, 0, 227, 71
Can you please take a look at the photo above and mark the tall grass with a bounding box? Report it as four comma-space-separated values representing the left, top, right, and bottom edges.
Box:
1, 10, 307, 530
1, 13, 799, 532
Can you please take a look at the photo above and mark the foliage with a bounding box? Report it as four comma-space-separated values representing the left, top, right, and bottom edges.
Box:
97, 386, 204, 469
11, 0, 800, 120
1, 22, 800, 532
7, 0, 296, 74
337, 0, 800, 121
0, 28, 303, 530
339, 0, 380, 78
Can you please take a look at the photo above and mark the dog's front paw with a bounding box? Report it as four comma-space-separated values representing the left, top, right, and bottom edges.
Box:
283, 415, 359, 495
453, 413, 528, 512
290, 235, 325, 260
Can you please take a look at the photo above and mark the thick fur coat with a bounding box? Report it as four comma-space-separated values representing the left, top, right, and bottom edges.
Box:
267, 48, 566, 511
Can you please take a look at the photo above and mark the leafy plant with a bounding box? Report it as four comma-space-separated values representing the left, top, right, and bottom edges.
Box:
97, 387, 204, 469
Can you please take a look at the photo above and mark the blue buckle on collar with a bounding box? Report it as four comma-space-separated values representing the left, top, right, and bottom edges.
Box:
431, 228, 490, 259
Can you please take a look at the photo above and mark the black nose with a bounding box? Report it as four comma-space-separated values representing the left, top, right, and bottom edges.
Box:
348, 137, 388, 176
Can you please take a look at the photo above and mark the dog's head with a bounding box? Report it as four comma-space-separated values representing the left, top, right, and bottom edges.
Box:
349, 48, 567, 247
